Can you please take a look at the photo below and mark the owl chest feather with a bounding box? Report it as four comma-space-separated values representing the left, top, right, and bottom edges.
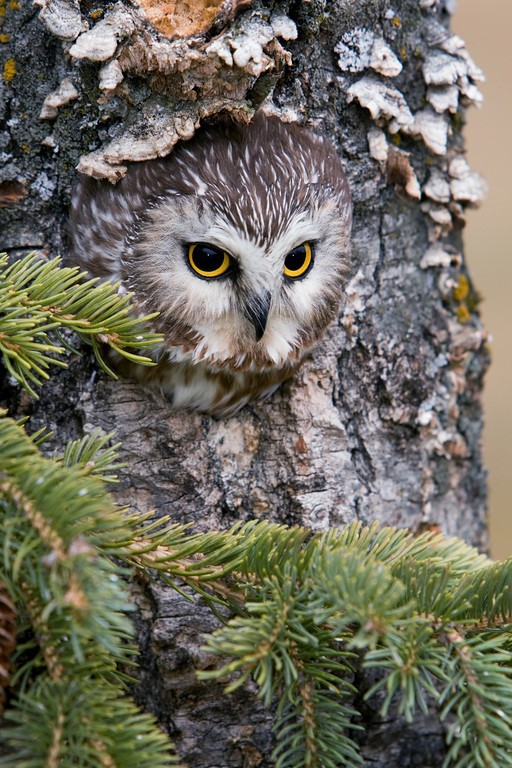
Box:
124, 353, 297, 417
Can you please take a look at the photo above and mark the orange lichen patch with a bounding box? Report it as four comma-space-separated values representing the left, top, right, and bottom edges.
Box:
3, 57, 15, 81
0, 34, 9, 43
0, 180, 28, 206
138, 0, 227, 39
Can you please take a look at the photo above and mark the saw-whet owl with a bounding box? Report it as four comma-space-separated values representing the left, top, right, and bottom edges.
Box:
68, 112, 352, 416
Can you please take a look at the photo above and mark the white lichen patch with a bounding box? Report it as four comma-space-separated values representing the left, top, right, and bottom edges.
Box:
423, 169, 451, 203
338, 16, 486, 291
439, 34, 484, 82
335, 27, 375, 73
449, 156, 488, 205
423, 51, 468, 87
369, 38, 402, 77
270, 15, 297, 41
207, 14, 293, 76
231, 26, 271, 73
77, 111, 199, 181
39, 77, 80, 120
31, 171, 56, 201
460, 79, 484, 108
69, 8, 135, 62
427, 84, 459, 114
347, 77, 414, 132
99, 60, 124, 92
205, 35, 234, 65
34, 0, 85, 41
336, 28, 402, 77
420, 244, 461, 270
367, 127, 388, 163
340, 19, 483, 176
76, 152, 128, 183
110, 113, 197, 161
424, 34, 484, 112
411, 108, 449, 155
421, 202, 453, 228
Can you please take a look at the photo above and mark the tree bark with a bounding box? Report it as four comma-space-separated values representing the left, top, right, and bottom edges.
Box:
0, 1, 488, 765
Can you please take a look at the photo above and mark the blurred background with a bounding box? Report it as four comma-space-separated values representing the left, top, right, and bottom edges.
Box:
454, 1, 512, 558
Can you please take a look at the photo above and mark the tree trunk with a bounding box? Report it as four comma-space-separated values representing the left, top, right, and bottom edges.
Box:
0, 1, 488, 765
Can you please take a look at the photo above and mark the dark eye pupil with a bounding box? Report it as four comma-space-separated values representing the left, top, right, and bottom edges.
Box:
193, 245, 225, 272
285, 246, 307, 272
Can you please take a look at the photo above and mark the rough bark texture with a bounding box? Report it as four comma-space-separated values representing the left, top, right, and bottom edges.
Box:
0, 0, 488, 765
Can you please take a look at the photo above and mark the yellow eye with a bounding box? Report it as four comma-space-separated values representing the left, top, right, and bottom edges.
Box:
188, 243, 231, 278
283, 242, 313, 279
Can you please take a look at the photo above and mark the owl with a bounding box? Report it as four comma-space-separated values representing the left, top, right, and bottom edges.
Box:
68, 112, 352, 416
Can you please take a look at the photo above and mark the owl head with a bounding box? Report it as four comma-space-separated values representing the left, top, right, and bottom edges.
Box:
69, 112, 352, 412
117, 113, 352, 374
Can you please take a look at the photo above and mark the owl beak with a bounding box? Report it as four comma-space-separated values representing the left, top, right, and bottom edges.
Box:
245, 290, 271, 342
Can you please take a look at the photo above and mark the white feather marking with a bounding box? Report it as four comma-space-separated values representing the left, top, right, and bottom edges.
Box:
190, 174, 208, 195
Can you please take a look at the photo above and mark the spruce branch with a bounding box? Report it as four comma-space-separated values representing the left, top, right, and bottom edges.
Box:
2, 371, 512, 767
1, 678, 180, 768
58, 428, 125, 483
439, 631, 512, 768
3, 409, 512, 767
363, 623, 446, 722
273, 681, 362, 768
450, 558, 512, 626
0, 579, 16, 716
199, 566, 360, 768
0, 252, 163, 397
168, 522, 512, 768
0, 414, 180, 766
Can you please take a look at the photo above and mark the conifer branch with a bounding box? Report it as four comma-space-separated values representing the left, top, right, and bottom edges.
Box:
3, 408, 512, 767
0, 414, 180, 766
0, 580, 16, 716
439, 631, 512, 768
0, 253, 163, 397
58, 428, 125, 483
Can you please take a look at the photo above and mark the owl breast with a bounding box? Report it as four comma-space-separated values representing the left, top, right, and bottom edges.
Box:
68, 112, 352, 416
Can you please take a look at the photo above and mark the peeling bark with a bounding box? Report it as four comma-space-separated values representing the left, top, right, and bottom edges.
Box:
0, 1, 489, 765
